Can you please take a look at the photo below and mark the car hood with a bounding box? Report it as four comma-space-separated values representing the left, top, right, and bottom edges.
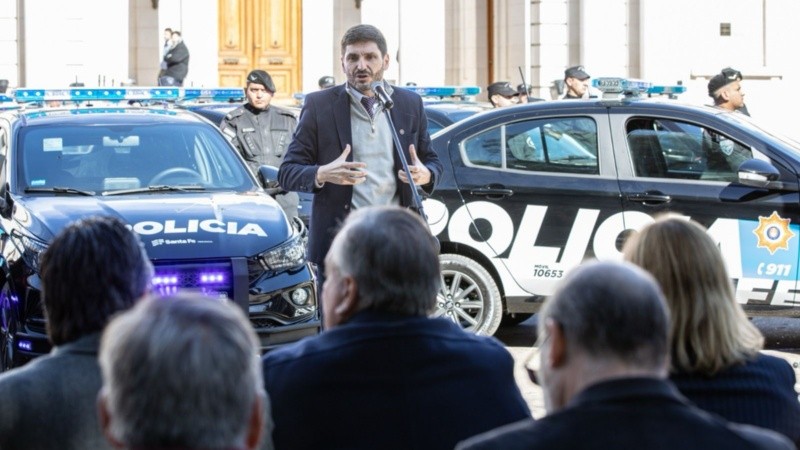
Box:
12, 192, 292, 259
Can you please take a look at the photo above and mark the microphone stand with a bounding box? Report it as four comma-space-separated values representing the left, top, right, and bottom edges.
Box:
375, 97, 429, 223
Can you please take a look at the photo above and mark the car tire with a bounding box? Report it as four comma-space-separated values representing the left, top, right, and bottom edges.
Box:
436, 254, 503, 336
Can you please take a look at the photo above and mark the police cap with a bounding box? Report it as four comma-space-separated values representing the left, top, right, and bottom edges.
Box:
318, 75, 335, 89
707, 67, 742, 97
246, 70, 276, 93
487, 81, 518, 98
564, 65, 590, 81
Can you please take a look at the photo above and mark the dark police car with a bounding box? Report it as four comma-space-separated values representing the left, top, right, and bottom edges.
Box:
426, 78, 800, 335
405, 86, 491, 135
424, 101, 492, 135
0, 88, 318, 370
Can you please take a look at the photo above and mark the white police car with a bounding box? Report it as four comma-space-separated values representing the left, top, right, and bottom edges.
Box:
0, 88, 318, 370
427, 78, 800, 335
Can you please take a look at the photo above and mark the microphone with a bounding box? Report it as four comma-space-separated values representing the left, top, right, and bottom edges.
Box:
370, 80, 394, 109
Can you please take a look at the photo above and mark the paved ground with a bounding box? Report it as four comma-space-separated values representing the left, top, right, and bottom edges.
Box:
495, 315, 800, 418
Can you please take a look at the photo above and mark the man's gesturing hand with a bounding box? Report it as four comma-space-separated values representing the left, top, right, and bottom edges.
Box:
316, 145, 367, 186
398, 144, 431, 186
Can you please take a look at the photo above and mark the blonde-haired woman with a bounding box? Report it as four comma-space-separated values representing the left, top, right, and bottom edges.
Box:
623, 215, 800, 446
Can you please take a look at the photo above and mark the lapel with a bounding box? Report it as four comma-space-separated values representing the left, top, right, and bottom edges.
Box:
388, 92, 406, 170
332, 87, 353, 161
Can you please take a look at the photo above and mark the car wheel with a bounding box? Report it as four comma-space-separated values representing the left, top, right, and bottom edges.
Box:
435, 254, 503, 336
0, 285, 16, 372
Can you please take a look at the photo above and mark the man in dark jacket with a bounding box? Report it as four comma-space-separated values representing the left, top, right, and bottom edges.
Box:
160, 30, 189, 86
278, 24, 442, 277
262, 206, 530, 450
457, 261, 793, 450
0, 216, 153, 450
221, 69, 299, 218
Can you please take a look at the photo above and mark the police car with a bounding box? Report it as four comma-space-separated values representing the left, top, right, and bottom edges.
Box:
0, 87, 318, 370
426, 78, 800, 335
172, 96, 316, 226
405, 86, 492, 134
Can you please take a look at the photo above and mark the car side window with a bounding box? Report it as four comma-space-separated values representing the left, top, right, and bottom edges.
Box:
462, 117, 599, 174
464, 127, 502, 168
626, 118, 752, 182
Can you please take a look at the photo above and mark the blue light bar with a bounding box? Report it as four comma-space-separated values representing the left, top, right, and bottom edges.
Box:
646, 85, 687, 96
181, 88, 245, 102
407, 86, 481, 98
592, 78, 652, 94
14, 87, 180, 102
0, 94, 18, 110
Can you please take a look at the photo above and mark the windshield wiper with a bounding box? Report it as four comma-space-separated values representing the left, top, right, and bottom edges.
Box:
24, 187, 95, 196
103, 185, 207, 196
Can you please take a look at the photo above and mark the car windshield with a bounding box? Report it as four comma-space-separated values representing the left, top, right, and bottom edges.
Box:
17, 122, 255, 194
719, 110, 800, 151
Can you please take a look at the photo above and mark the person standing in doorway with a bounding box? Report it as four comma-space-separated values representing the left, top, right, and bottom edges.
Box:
159, 30, 189, 86
158, 27, 173, 80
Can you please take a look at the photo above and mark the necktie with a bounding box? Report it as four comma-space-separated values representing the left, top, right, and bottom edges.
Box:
360, 96, 376, 119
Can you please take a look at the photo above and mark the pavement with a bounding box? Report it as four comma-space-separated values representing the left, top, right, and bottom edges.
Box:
495, 314, 800, 418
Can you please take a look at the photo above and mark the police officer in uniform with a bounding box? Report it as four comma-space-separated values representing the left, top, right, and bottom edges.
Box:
221, 69, 299, 218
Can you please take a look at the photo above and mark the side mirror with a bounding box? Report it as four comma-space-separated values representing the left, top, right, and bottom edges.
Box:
257, 165, 283, 196
737, 159, 780, 188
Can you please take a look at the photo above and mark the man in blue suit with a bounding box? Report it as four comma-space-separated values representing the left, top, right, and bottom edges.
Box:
278, 24, 442, 278
261, 206, 531, 450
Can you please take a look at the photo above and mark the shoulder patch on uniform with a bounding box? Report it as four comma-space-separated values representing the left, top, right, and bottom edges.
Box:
225, 108, 245, 120
273, 106, 299, 119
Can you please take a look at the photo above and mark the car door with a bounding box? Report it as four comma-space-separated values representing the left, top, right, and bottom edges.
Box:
444, 108, 624, 301
610, 107, 800, 311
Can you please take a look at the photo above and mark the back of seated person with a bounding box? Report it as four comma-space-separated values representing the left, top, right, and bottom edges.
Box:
457, 260, 794, 450
262, 206, 530, 450
98, 294, 269, 450
623, 216, 800, 447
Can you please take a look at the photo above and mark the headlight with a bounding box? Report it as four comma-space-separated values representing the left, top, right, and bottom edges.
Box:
290, 287, 310, 306
16, 232, 48, 272
258, 232, 306, 271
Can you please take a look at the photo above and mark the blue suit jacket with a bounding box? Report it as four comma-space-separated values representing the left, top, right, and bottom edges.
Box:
670, 352, 800, 446
278, 84, 443, 263
457, 378, 794, 450
261, 311, 531, 450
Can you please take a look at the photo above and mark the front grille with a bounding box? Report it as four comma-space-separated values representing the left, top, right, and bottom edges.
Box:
152, 260, 234, 300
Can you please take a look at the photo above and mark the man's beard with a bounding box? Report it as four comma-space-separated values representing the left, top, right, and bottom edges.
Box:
351, 69, 383, 93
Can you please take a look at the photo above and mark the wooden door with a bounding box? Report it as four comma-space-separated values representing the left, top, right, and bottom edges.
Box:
218, 0, 302, 103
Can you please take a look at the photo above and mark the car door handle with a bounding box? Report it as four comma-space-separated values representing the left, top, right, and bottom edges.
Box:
626, 192, 671, 204
470, 187, 514, 198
